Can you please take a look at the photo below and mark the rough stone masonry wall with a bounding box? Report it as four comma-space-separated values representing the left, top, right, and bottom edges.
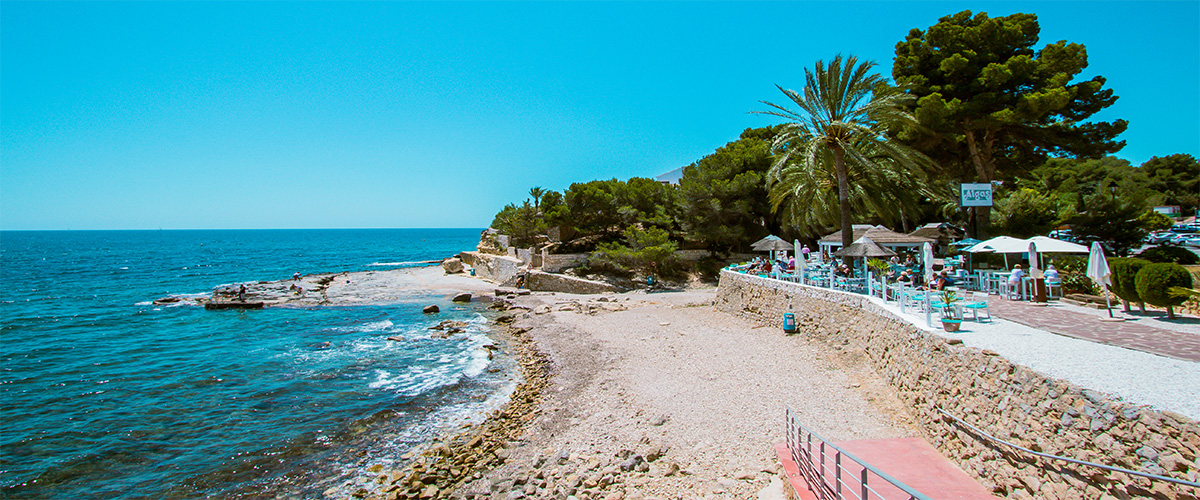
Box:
715, 270, 1200, 500
459, 251, 523, 287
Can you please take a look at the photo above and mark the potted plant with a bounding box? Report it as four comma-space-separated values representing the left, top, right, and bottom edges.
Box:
866, 258, 892, 299
939, 290, 963, 332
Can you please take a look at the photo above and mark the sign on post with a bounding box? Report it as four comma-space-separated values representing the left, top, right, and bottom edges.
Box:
960, 183, 993, 207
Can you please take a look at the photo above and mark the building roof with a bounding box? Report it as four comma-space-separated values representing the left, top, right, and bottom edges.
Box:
654, 167, 684, 185
908, 222, 964, 243
820, 225, 935, 247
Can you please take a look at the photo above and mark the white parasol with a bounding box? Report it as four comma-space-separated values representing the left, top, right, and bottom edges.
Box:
922, 242, 934, 285
795, 239, 805, 284
1087, 242, 1115, 318
1028, 241, 1042, 302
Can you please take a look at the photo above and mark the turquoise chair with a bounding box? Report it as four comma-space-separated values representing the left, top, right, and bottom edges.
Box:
962, 292, 991, 322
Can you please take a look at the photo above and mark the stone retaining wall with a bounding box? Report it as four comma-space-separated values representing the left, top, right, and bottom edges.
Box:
460, 251, 523, 287
541, 252, 590, 273
716, 270, 1199, 499
525, 270, 621, 294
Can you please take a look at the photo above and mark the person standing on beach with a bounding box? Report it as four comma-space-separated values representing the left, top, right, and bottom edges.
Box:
238, 284, 246, 302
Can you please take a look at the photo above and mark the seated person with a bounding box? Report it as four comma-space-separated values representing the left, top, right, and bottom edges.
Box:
896, 270, 913, 284
1008, 264, 1025, 284
932, 270, 955, 290
1044, 265, 1060, 281
787, 257, 795, 271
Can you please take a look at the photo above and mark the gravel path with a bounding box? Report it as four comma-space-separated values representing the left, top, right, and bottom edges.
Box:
457, 289, 918, 499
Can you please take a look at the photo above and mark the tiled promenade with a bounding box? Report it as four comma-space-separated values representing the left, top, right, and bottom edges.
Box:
987, 299, 1200, 362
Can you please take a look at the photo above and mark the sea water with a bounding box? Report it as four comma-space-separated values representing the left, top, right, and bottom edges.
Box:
0, 229, 512, 498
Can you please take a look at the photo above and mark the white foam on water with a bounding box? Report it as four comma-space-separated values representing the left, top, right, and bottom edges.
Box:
331, 320, 394, 334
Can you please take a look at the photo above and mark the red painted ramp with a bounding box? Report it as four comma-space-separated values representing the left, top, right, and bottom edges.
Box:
776, 438, 1000, 499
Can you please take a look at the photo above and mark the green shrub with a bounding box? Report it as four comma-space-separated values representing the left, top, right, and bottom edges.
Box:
1109, 258, 1151, 311
1135, 263, 1193, 319
590, 226, 679, 278
1051, 256, 1094, 294
1138, 245, 1200, 265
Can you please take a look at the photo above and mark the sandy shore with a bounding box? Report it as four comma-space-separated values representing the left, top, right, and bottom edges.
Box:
428, 288, 919, 499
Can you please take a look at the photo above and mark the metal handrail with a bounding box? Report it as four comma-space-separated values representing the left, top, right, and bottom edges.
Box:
936, 408, 1200, 489
786, 408, 933, 500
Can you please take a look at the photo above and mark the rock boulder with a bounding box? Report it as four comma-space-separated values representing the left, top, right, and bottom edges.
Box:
442, 258, 464, 274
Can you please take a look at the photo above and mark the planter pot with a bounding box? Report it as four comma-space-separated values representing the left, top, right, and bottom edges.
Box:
941, 319, 963, 332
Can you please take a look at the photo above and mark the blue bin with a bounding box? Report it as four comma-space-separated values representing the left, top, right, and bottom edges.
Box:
783, 313, 797, 333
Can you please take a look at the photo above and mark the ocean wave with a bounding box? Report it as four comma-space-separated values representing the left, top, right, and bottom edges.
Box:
330, 320, 394, 334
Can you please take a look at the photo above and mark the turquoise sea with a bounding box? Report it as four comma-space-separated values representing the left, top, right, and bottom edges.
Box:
0, 229, 512, 499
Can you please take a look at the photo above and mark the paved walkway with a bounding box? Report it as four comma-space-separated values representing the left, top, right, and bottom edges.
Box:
775, 440, 1000, 500
987, 299, 1200, 362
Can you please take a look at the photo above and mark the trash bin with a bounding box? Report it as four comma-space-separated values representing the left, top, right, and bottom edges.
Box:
783, 313, 797, 333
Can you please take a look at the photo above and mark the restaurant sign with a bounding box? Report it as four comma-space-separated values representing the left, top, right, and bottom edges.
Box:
960, 183, 993, 207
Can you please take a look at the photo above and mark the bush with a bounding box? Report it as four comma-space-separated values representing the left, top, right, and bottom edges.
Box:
1109, 258, 1151, 311
590, 226, 679, 278
1138, 245, 1200, 265
1135, 263, 1193, 319
1051, 256, 1095, 294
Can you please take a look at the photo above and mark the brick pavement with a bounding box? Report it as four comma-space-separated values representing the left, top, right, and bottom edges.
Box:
987, 298, 1200, 362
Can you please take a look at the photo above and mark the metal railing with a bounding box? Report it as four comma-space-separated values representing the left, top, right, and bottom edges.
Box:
786, 408, 932, 500
936, 408, 1200, 489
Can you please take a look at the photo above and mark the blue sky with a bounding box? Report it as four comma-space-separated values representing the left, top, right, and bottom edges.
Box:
3, 1, 1197, 230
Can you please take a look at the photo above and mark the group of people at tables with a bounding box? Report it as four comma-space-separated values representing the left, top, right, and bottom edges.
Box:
733, 253, 1061, 299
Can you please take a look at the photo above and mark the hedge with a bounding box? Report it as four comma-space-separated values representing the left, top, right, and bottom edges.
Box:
1135, 262, 1193, 319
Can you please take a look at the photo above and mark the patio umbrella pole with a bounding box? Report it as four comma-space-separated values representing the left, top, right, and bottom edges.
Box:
1104, 285, 1114, 318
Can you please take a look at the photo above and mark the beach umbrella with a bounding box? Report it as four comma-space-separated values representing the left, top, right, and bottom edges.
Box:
1087, 242, 1115, 318
795, 239, 805, 284
1028, 241, 1042, 302
950, 238, 983, 247
751, 235, 793, 251
1026, 236, 1089, 254
832, 236, 896, 258
922, 242, 934, 285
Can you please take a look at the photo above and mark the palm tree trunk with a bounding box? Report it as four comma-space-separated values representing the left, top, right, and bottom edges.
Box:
835, 147, 854, 266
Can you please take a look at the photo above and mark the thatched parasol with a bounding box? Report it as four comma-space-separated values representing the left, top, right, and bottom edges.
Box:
832, 237, 896, 258
751, 235, 794, 252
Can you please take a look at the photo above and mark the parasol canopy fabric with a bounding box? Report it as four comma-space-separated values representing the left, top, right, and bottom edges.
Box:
1029, 241, 1041, 279
922, 242, 935, 284
962, 236, 1029, 254
1027, 236, 1089, 253
1087, 242, 1112, 287
950, 238, 983, 247
751, 235, 794, 252
832, 237, 897, 258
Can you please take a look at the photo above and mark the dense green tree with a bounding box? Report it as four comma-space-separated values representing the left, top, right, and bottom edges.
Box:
561, 178, 678, 239
490, 201, 541, 245
893, 10, 1127, 237
677, 127, 778, 253
1139, 154, 1200, 217
1070, 193, 1153, 257
591, 226, 679, 278
759, 55, 931, 264
990, 188, 1060, 237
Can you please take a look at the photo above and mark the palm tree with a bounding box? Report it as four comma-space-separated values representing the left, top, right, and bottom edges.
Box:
529, 186, 545, 212
757, 55, 931, 265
